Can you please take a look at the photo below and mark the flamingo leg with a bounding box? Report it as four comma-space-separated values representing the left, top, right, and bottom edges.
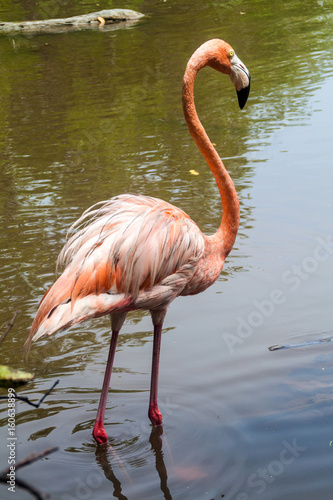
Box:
149, 309, 166, 426
149, 323, 163, 426
93, 329, 119, 445
93, 312, 127, 445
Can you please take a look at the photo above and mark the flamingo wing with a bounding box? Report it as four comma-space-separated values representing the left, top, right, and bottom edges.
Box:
26, 194, 205, 349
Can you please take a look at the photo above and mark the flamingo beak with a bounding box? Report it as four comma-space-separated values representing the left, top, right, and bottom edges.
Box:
237, 76, 251, 109
229, 54, 251, 110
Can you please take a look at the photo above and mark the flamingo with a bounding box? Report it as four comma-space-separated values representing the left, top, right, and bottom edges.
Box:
24, 39, 250, 445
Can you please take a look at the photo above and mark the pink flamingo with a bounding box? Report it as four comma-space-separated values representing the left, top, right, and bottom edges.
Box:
24, 39, 250, 445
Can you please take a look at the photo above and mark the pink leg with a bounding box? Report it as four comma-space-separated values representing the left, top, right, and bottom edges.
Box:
148, 323, 163, 426
93, 330, 119, 445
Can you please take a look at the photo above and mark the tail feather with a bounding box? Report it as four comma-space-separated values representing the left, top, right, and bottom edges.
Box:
24, 292, 133, 360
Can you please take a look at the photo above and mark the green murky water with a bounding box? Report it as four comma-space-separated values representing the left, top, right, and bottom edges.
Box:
0, 1, 332, 499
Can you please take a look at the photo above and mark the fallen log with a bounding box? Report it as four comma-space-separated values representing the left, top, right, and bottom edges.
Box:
0, 9, 144, 35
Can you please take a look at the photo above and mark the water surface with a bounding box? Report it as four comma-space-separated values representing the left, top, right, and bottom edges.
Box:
0, 1, 332, 499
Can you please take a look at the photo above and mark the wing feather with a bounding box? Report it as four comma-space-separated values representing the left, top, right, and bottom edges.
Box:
58, 194, 205, 297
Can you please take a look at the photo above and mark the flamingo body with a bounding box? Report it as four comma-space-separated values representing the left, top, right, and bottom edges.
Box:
28, 194, 208, 341
25, 39, 250, 444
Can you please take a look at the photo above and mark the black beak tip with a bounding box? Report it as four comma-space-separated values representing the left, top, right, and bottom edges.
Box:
237, 78, 251, 110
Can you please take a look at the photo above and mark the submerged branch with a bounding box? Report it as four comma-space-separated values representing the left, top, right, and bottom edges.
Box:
0, 447, 58, 500
2, 446, 59, 475
0, 311, 18, 347
0, 379, 59, 406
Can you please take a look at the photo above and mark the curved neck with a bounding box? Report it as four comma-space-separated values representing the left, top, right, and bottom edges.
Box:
182, 55, 240, 257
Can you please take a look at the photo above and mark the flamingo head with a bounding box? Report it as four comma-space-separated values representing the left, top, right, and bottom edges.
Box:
204, 39, 251, 110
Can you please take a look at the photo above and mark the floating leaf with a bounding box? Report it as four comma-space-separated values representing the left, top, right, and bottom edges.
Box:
189, 169, 199, 176
0, 365, 34, 388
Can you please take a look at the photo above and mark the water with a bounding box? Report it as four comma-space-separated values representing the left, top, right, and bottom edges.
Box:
0, 1, 332, 499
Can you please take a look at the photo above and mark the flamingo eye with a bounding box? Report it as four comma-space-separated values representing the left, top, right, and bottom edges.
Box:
228, 50, 234, 59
